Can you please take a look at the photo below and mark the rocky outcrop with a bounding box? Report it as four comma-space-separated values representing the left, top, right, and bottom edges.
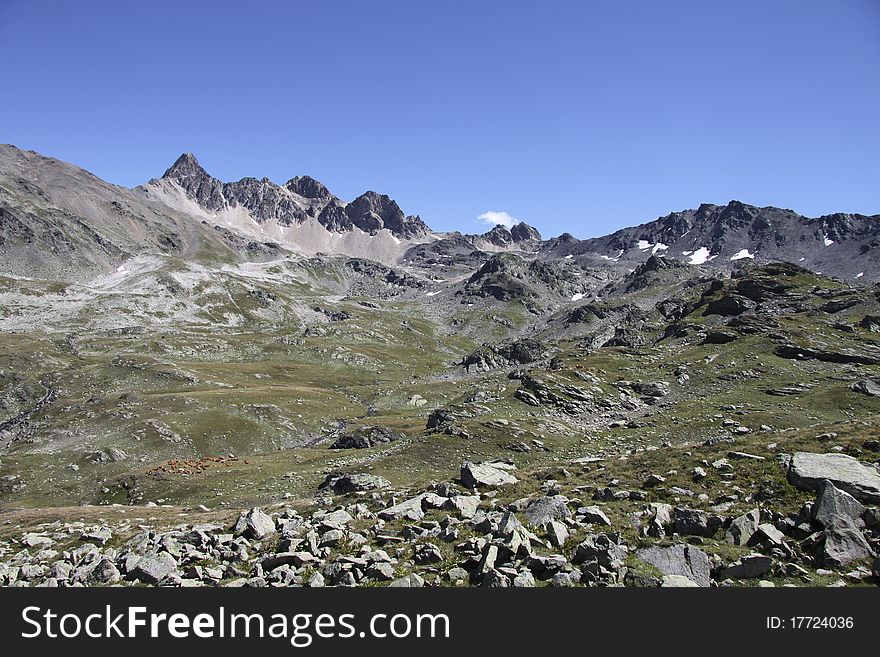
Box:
786, 452, 880, 503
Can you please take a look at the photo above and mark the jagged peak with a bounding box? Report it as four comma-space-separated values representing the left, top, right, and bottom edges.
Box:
511, 221, 542, 241
162, 152, 208, 180
285, 175, 332, 200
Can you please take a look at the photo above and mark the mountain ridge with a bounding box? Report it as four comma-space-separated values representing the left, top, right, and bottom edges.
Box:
1, 144, 878, 285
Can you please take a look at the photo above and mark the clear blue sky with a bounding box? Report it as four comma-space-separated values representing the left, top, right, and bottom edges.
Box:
1, 1, 878, 238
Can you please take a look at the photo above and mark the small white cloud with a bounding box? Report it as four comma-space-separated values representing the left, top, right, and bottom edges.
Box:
478, 210, 517, 229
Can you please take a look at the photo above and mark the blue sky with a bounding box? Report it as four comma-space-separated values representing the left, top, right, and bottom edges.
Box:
1, 1, 878, 238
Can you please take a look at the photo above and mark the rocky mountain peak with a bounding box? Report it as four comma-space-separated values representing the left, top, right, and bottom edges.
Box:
286, 175, 332, 201
511, 222, 542, 242
483, 225, 514, 246
162, 152, 208, 181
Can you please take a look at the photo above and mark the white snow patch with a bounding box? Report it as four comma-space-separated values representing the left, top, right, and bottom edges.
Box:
687, 247, 716, 265
855, 272, 864, 279
425, 291, 442, 297
637, 240, 652, 250
571, 293, 585, 302
730, 249, 755, 261
651, 243, 668, 255
799, 257, 805, 262
565, 254, 573, 259
823, 235, 834, 246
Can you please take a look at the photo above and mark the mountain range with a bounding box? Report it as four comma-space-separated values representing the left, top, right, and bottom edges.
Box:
2, 145, 877, 285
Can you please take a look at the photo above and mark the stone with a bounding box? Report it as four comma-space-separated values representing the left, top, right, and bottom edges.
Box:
242, 507, 276, 539
636, 544, 711, 587
718, 553, 773, 579
661, 574, 700, 587
444, 495, 480, 519
578, 505, 612, 526
92, 557, 121, 584
481, 569, 510, 587
365, 562, 396, 581
389, 573, 425, 587
522, 496, 572, 527
725, 509, 760, 546
22, 534, 53, 549
644, 474, 666, 487
646, 503, 673, 538
512, 570, 536, 587
476, 544, 499, 578
851, 378, 880, 397
130, 552, 178, 584
786, 452, 880, 503
673, 507, 722, 538
550, 572, 576, 587
81, 527, 112, 546
320, 473, 390, 494
413, 543, 443, 565
545, 520, 569, 548
822, 525, 876, 567
754, 523, 786, 546
307, 572, 325, 588
572, 533, 628, 572
812, 481, 866, 529
460, 461, 518, 489
378, 495, 427, 521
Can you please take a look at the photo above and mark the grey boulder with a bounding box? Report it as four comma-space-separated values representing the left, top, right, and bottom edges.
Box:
636, 544, 711, 587
786, 452, 880, 503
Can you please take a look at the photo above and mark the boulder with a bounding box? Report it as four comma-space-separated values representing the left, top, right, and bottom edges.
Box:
320, 472, 391, 494
578, 505, 612, 526
413, 543, 443, 565
636, 544, 711, 587
572, 533, 628, 572
646, 503, 673, 538
674, 507, 723, 538
661, 574, 700, 587
812, 481, 866, 529
378, 495, 427, 521
242, 507, 275, 540
129, 552, 178, 584
545, 520, 569, 548
460, 461, 519, 489
388, 574, 425, 587
725, 509, 760, 546
787, 452, 880, 503
851, 378, 880, 397
822, 526, 875, 568
522, 496, 572, 527
718, 554, 773, 579
444, 495, 481, 519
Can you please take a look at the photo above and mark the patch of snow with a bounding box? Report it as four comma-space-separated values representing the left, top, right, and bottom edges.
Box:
651, 243, 668, 255
565, 254, 573, 259
730, 249, 755, 261
637, 240, 652, 250
425, 291, 441, 297
799, 257, 805, 262
855, 272, 864, 279
687, 247, 716, 265
823, 235, 834, 246
571, 293, 585, 302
